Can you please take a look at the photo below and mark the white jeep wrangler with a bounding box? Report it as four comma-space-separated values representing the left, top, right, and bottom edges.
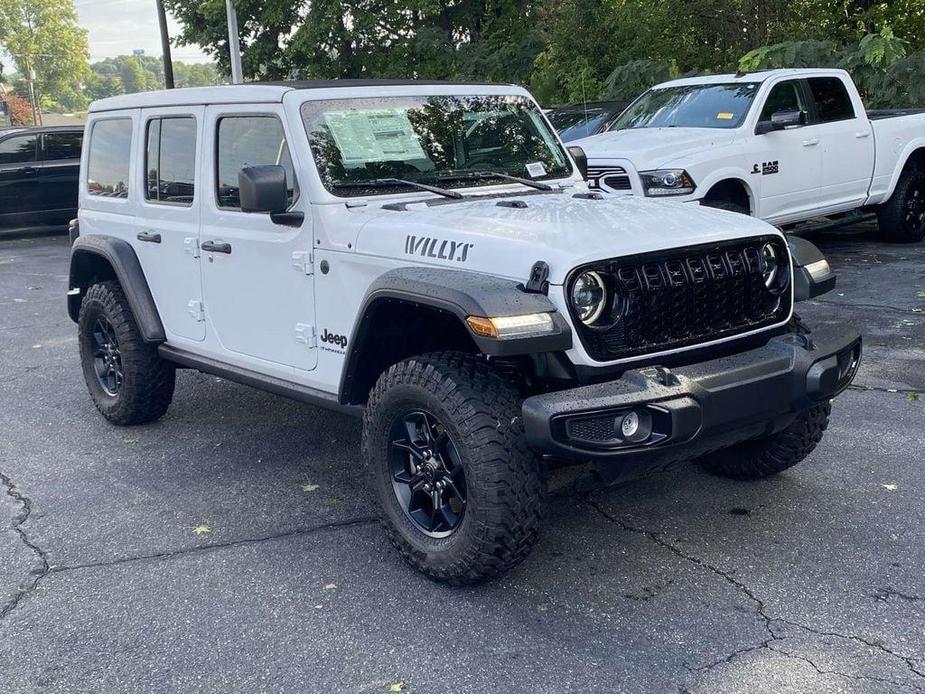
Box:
68, 81, 861, 584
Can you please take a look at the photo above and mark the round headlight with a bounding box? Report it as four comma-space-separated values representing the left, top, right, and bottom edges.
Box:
761, 242, 779, 289
571, 271, 607, 325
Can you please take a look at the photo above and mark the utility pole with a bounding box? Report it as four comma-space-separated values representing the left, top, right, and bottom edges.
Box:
225, 0, 243, 84
25, 67, 39, 126
155, 0, 175, 88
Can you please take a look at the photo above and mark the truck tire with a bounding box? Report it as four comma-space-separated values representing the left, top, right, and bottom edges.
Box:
78, 281, 175, 425
877, 168, 925, 243
363, 351, 544, 584
696, 403, 831, 480
701, 199, 750, 216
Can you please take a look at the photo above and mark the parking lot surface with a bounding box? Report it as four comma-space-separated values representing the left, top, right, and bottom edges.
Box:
1, 226, 923, 693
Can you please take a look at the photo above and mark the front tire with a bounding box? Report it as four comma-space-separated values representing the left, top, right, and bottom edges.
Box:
78, 281, 176, 425
696, 403, 831, 480
362, 352, 544, 584
877, 168, 925, 243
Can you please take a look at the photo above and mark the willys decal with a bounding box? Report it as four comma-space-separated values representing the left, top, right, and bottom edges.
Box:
405, 235, 474, 263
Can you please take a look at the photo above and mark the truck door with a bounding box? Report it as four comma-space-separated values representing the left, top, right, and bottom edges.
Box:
38, 130, 82, 228
807, 76, 875, 212
134, 107, 205, 341
199, 105, 317, 373
752, 79, 822, 224
0, 132, 40, 231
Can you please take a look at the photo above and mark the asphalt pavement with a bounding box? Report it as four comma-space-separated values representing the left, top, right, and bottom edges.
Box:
0, 225, 923, 693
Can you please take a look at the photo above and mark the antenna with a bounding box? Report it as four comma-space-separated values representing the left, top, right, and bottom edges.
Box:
581, 68, 589, 129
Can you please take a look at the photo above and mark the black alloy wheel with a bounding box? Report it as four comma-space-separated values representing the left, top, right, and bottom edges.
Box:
903, 179, 925, 233
389, 409, 466, 538
91, 316, 123, 396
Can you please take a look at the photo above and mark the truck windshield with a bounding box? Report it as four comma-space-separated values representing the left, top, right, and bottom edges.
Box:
611, 83, 760, 130
301, 94, 572, 197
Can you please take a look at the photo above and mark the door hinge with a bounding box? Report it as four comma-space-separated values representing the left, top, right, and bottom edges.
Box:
295, 323, 316, 347
188, 300, 205, 322
291, 250, 313, 275
184, 237, 201, 258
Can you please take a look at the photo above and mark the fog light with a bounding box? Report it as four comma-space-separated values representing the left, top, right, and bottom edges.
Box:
616, 409, 653, 444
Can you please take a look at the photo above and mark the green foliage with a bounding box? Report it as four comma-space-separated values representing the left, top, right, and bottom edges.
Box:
0, 0, 91, 111
85, 55, 223, 99
602, 61, 678, 101
738, 40, 841, 72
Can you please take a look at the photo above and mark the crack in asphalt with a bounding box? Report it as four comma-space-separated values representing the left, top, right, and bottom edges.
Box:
587, 499, 925, 691
0, 472, 51, 621
848, 383, 922, 396
50, 516, 379, 574
810, 298, 925, 315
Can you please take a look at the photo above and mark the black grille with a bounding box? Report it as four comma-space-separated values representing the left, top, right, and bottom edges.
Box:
588, 166, 632, 192
569, 237, 791, 362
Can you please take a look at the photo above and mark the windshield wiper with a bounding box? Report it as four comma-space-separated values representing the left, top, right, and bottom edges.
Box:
331, 178, 462, 200
425, 171, 554, 192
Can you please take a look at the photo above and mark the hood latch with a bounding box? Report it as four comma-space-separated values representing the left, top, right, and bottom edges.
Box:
523, 260, 550, 295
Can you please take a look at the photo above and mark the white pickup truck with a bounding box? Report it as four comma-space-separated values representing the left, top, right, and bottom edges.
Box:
573, 68, 925, 242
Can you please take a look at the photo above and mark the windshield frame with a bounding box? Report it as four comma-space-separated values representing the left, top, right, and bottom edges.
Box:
300, 93, 574, 199
610, 82, 761, 131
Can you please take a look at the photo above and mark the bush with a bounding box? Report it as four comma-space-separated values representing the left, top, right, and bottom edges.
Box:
601, 60, 677, 101
0, 92, 34, 125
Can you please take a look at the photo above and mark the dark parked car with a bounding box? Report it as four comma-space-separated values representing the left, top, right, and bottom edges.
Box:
0, 125, 83, 235
546, 101, 630, 142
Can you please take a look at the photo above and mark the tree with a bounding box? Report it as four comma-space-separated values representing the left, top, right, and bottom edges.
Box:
0, 0, 91, 112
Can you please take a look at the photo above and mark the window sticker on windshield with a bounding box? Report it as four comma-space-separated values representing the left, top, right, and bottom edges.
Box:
324, 110, 426, 166
716, 112, 735, 120
526, 161, 547, 178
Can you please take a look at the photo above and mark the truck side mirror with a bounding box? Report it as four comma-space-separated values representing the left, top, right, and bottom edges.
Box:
756, 110, 806, 134
238, 165, 289, 213
567, 145, 589, 181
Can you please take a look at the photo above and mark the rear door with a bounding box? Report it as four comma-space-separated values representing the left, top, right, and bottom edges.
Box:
0, 133, 40, 231
38, 130, 83, 227
807, 76, 875, 212
752, 79, 822, 223
134, 108, 206, 341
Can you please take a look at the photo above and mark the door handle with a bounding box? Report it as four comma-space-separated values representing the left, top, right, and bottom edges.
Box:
802, 138, 819, 147
855, 131, 871, 139
137, 231, 162, 244
201, 240, 232, 254
20, 166, 38, 175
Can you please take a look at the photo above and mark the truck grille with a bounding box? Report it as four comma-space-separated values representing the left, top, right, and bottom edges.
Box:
568, 237, 791, 362
588, 165, 632, 192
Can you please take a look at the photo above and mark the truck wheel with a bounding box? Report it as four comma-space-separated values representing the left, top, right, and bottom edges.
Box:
696, 403, 831, 480
363, 351, 544, 584
701, 199, 749, 216
877, 169, 925, 243
78, 281, 175, 425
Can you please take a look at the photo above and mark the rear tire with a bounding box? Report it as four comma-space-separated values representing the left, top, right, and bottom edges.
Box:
362, 351, 544, 585
877, 168, 925, 243
696, 403, 831, 480
78, 281, 175, 425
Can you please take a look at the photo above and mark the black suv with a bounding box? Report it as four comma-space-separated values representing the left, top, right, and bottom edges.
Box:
0, 125, 83, 235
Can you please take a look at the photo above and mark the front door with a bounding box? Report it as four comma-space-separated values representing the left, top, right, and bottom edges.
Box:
0, 133, 40, 231
134, 107, 206, 341
199, 105, 317, 373
38, 130, 83, 227
753, 79, 822, 224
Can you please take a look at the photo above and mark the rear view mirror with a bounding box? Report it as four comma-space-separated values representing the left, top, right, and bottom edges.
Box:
757, 110, 806, 134
238, 165, 289, 213
567, 145, 588, 181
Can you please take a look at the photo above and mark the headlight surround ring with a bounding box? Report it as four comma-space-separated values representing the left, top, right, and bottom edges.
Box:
571, 270, 608, 325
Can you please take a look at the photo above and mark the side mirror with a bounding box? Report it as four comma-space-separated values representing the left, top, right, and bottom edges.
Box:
567, 145, 588, 181
756, 110, 806, 134
238, 165, 289, 213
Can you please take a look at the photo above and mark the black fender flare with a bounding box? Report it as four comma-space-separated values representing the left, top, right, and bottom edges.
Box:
787, 236, 836, 301
338, 266, 572, 403
68, 235, 166, 342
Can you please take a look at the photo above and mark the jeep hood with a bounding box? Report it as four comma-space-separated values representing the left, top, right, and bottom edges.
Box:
573, 127, 739, 168
352, 192, 780, 286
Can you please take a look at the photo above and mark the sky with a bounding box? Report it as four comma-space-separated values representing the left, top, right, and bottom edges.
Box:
74, 0, 210, 64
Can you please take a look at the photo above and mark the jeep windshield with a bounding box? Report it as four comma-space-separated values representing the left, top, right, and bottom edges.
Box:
301, 94, 572, 197
610, 83, 760, 130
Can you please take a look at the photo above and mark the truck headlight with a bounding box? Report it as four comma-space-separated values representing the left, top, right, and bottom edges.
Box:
466, 312, 555, 339
639, 169, 696, 197
571, 271, 607, 325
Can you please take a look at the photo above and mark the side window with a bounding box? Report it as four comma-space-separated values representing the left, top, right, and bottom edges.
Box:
43, 132, 83, 161
808, 77, 855, 122
216, 115, 297, 209
0, 134, 38, 165
145, 116, 197, 205
87, 119, 133, 198
759, 81, 804, 121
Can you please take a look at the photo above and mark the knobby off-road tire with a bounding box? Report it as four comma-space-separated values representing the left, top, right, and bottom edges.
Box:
877, 168, 925, 243
363, 351, 544, 585
697, 403, 831, 481
78, 281, 175, 425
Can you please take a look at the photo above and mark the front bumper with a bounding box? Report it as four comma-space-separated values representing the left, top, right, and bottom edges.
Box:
522, 326, 861, 466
